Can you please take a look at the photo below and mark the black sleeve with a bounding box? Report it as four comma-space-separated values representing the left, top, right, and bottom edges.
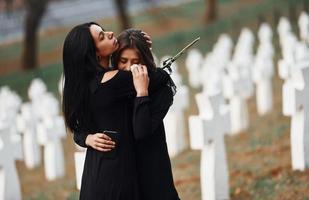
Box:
72, 131, 88, 148
111, 69, 169, 99
133, 86, 173, 140
148, 68, 170, 93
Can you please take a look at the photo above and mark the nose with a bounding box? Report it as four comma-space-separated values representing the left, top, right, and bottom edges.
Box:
125, 61, 132, 70
107, 31, 114, 39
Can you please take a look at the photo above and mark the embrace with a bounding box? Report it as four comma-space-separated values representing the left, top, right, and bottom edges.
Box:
62, 22, 180, 200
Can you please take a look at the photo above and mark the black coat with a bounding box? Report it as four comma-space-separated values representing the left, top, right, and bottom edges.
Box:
133, 84, 180, 200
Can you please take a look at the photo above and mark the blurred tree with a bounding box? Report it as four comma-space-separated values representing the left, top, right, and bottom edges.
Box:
205, 0, 217, 23
114, 0, 131, 31
303, 0, 309, 13
288, 0, 297, 23
273, 6, 280, 26
4, 0, 14, 15
22, 0, 49, 70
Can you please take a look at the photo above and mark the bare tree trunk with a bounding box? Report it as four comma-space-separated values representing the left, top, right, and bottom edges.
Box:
273, 6, 280, 27
205, 0, 217, 23
257, 14, 266, 28
4, 0, 14, 16
22, 0, 49, 70
114, 0, 131, 31
288, 0, 297, 23
303, 0, 309, 13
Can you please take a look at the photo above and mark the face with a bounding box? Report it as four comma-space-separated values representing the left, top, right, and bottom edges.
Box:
89, 24, 118, 58
118, 48, 141, 71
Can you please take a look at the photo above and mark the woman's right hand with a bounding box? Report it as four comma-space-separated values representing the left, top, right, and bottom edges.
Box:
131, 64, 149, 97
85, 133, 116, 152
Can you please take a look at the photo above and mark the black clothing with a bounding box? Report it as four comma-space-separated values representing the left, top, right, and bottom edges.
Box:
133, 85, 180, 200
75, 69, 168, 200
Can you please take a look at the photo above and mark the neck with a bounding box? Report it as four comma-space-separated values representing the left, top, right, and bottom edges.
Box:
100, 57, 110, 69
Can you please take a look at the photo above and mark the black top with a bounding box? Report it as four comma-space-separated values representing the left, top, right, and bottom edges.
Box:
75, 69, 169, 200
133, 85, 180, 200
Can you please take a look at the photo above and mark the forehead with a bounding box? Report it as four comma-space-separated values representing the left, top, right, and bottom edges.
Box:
120, 48, 140, 59
90, 24, 103, 37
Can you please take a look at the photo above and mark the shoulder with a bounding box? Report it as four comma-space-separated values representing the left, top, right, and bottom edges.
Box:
101, 70, 119, 83
101, 70, 132, 84
151, 85, 173, 106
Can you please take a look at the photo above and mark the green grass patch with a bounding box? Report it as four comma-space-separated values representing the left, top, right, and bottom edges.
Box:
253, 177, 276, 200
66, 192, 79, 200
0, 62, 62, 100
25, 193, 49, 200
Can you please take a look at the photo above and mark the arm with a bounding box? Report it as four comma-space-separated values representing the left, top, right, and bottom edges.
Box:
108, 68, 169, 99
73, 131, 115, 151
73, 131, 88, 148
133, 86, 173, 140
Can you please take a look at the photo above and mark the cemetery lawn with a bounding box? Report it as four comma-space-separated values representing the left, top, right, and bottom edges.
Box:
171, 63, 309, 200
17, 68, 309, 200
1, 0, 309, 199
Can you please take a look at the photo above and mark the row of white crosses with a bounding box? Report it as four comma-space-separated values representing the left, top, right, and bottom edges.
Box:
0, 86, 23, 200
23, 78, 66, 180
185, 21, 277, 199
277, 14, 309, 171
0, 78, 66, 199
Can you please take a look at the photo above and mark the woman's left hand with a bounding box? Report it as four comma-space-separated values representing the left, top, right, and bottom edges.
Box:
131, 64, 149, 97
142, 31, 152, 50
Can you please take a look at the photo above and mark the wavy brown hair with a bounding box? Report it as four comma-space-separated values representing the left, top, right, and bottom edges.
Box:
111, 28, 156, 73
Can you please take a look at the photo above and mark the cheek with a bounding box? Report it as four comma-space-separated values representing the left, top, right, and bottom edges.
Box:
118, 63, 126, 70
117, 62, 131, 71
97, 42, 115, 56
96, 43, 105, 55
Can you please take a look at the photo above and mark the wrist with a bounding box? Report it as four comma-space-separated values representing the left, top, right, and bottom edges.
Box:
136, 90, 148, 97
85, 134, 92, 146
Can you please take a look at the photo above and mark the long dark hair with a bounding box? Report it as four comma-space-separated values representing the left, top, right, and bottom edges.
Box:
62, 22, 106, 133
111, 28, 156, 73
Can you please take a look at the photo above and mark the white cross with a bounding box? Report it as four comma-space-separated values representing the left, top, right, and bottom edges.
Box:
224, 62, 251, 134
258, 23, 273, 44
290, 61, 309, 170
253, 44, 274, 116
185, 49, 204, 89
277, 17, 292, 41
36, 93, 66, 181
188, 91, 231, 200
16, 103, 41, 169
298, 11, 309, 43
162, 56, 190, 157
200, 93, 230, 200
189, 92, 213, 150
0, 124, 22, 200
